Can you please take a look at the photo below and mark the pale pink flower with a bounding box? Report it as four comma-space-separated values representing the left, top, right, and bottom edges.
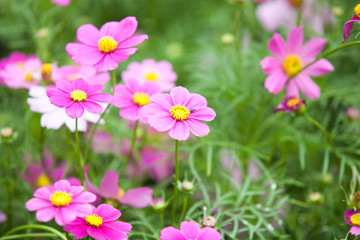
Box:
141, 86, 216, 141
346, 107, 360, 120
343, 4, 360, 43
260, 26, 334, 99
25, 179, 96, 226
53, 65, 110, 85
160, 220, 222, 240
122, 59, 177, 91
64, 204, 132, 240
112, 79, 161, 123
0, 211, 6, 223
46, 78, 111, 118
0, 52, 36, 85
28, 86, 105, 131
51, 0, 70, 6
66, 17, 148, 72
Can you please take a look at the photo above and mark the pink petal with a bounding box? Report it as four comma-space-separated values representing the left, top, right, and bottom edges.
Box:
84, 165, 102, 195
268, 33, 287, 60
82, 101, 103, 114
285, 79, 299, 98
180, 221, 200, 239
186, 119, 210, 137
100, 17, 137, 43
189, 107, 216, 121
67, 186, 84, 196
120, 187, 153, 208
66, 43, 104, 66
140, 103, 169, 118
56, 206, 78, 226
343, 15, 360, 43
304, 59, 334, 77
36, 207, 56, 222
170, 87, 190, 105
260, 56, 282, 75
26, 198, 52, 211
185, 94, 207, 110
264, 70, 288, 94
56, 80, 72, 93
72, 191, 96, 203
66, 102, 85, 118
151, 93, 173, 109
77, 24, 101, 47
87, 92, 112, 103
120, 106, 140, 120
295, 74, 320, 100
148, 113, 176, 132
345, 209, 354, 225
87, 84, 105, 95
73, 78, 89, 91
350, 226, 360, 236
119, 35, 148, 48
110, 48, 137, 62
103, 221, 132, 233
53, 179, 71, 191
287, 26, 303, 53
160, 227, 186, 240
198, 227, 222, 240
99, 171, 120, 199
95, 204, 121, 222
169, 121, 190, 141
94, 54, 119, 72
33, 186, 53, 199
301, 38, 327, 59
87, 226, 105, 240
100, 224, 129, 239
63, 219, 88, 239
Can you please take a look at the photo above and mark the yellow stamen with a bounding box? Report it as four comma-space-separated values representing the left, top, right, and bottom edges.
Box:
133, 92, 150, 106
98, 36, 118, 53
289, 0, 301, 7
283, 55, 302, 77
351, 213, 360, 226
355, 4, 360, 19
24, 72, 34, 82
36, 173, 51, 188
85, 214, 103, 227
116, 188, 125, 199
170, 105, 190, 121
144, 72, 158, 81
41, 63, 52, 82
70, 90, 87, 102
50, 191, 72, 207
286, 97, 300, 107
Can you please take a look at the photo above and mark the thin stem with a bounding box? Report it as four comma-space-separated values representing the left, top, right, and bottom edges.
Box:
296, 2, 302, 26
127, 120, 139, 163
84, 70, 117, 163
5, 144, 12, 231
75, 118, 84, 186
171, 140, 180, 225
180, 194, 188, 222
3, 225, 67, 240
304, 113, 334, 149
160, 212, 164, 229
0, 233, 57, 239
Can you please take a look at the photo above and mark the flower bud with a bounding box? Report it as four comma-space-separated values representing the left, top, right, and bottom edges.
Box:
36, 28, 49, 39
1, 127, 13, 139
202, 216, 216, 228
221, 33, 235, 45
181, 180, 195, 193
332, 6, 343, 17
308, 192, 322, 203
151, 198, 167, 212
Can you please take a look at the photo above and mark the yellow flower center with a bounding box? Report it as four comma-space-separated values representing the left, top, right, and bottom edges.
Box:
144, 72, 158, 81
24, 72, 34, 82
36, 173, 51, 188
286, 97, 301, 107
283, 55, 302, 77
351, 213, 360, 226
355, 4, 360, 19
98, 36, 118, 53
50, 191, 72, 207
70, 90, 87, 102
41, 63, 52, 82
116, 188, 125, 199
289, 0, 301, 7
133, 92, 150, 106
170, 105, 190, 121
85, 214, 103, 227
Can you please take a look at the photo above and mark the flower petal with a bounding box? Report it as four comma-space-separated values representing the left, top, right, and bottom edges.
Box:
99, 171, 120, 199
170, 87, 190, 105
65, 102, 85, 118
119, 35, 148, 48
186, 119, 210, 137
189, 107, 216, 121
101, 17, 138, 42
119, 187, 153, 208
260, 56, 282, 75
82, 101, 103, 114
268, 33, 287, 60
180, 221, 200, 239
304, 59, 334, 77
77, 24, 101, 47
343, 15, 360, 43
148, 113, 176, 132
36, 207, 56, 222
295, 74, 320, 100
168, 121, 190, 141
66, 43, 104, 66
198, 227, 222, 240
264, 70, 288, 94
95, 204, 121, 222
160, 227, 186, 240
287, 26, 303, 53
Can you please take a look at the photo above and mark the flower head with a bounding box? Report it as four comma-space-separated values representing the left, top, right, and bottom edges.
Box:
346, 107, 360, 120
345, 209, 360, 236
160, 220, 222, 240
260, 26, 334, 99
51, 0, 70, 6
66, 17, 148, 72
25, 179, 96, 226
141, 87, 216, 141
122, 59, 177, 91
63, 204, 132, 240
274, 96, 305, 113
46, 78, 111, 118
112, 80, 161, 123
343, 4, 360, 43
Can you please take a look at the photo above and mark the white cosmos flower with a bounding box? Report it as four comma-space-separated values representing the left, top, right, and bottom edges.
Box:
27, 86, 105, 132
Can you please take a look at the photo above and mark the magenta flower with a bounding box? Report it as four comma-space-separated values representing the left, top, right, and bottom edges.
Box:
25, 179, 96, 226
141, 86, 216, 141
160, 220, 222, 240
343, 4, 360, 43
112, 80, 161, 123
0, 52, 36, 85
66, 17, 148, 72
51, 0, 70, 6
122, 59, 177, 91
260, 26, 334, 99
84, 165, 154, 208
53, 65, 110, 85
46, 78, 111, 118
273, 96, 305, 113
344, 209, 360, 236
63, 204, 132, 240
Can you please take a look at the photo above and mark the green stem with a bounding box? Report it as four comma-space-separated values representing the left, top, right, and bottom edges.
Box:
127, 120, 139, 163
304, 113, 334, 149
234, 5, 242, 50
296, 1, 302, 26
171, 140, 180, 225
75, 118, 84, 186
160, 212, 164, 229
180, 194, 188, 222
0, 233, 57, 240
3, 225, 67, 240
84, 70, 117, 164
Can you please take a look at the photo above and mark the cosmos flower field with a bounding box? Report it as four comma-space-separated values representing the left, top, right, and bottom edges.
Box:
1, 0, 360, 239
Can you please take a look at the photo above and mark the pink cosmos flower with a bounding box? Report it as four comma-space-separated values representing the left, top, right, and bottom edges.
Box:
0, 56, 42, 89
84, 165, 154, 208
273, 96, 305, 113
0, 211, 6, 223
141, 86, 216, 141
25, 179, 96, 226
0, 52, 36, 85
346, 107, 360, 120
85, 129, 122, 155
66, 17, 148, 72
343, 4, 360, 43
64, 204, 132, 240
53, 65, 110, 85
122, 59, 177, 91
46, 78, 111, 118
344, 209, 360, 236
160, 220, 222, 240
112, 80, 161, 123
51, 0, 70, 6
28, 86, 105, 131
260, 26, 334, 99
